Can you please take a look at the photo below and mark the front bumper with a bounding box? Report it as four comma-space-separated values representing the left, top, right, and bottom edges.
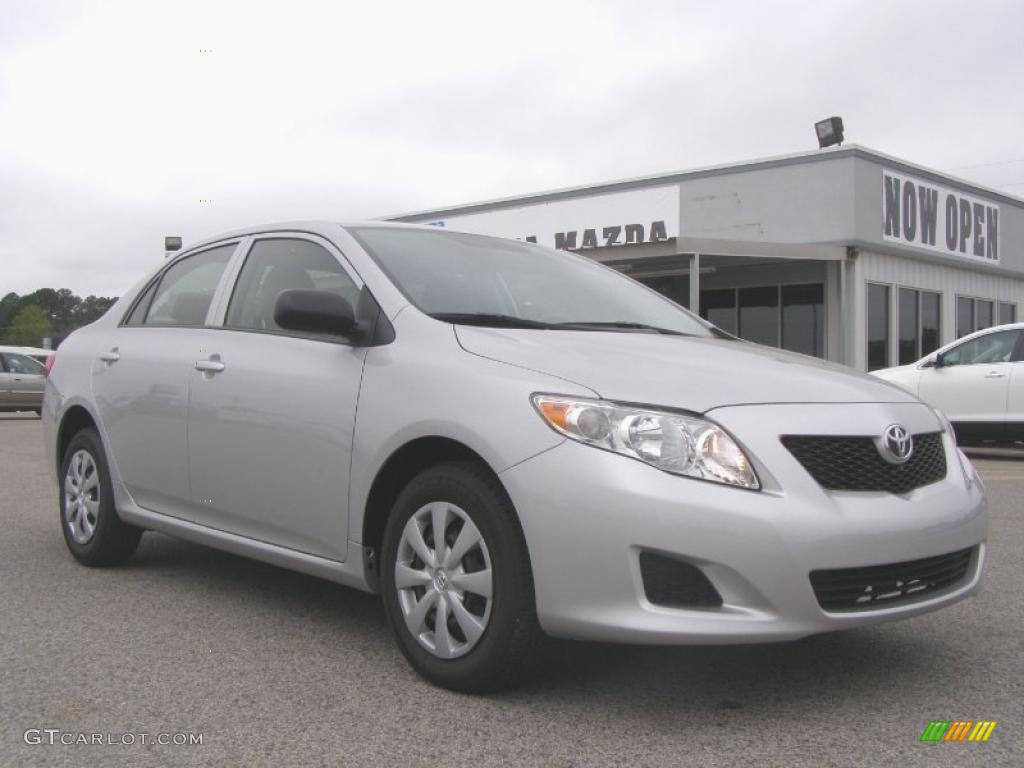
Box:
500, 401, 987, 644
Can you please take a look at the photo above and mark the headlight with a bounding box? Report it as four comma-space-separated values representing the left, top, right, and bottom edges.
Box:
531, 394, 759, 489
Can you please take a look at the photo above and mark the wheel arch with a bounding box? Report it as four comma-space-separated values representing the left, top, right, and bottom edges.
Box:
56, 403, 100, 475
360, 436, 513, 577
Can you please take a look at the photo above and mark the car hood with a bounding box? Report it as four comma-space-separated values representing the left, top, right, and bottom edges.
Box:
455, 327, 919, 411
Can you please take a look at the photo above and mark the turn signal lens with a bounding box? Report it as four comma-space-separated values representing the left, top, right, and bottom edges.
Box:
531, 394, 759, 489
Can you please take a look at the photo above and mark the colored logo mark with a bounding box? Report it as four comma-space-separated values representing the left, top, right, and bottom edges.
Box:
920, 720, 997, 742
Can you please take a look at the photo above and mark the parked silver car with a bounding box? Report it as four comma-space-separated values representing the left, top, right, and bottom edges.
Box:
43, 222, 988, 691
0, 346, 46, 415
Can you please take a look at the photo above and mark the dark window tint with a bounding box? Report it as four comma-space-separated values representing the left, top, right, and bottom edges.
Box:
921, 291, 941, 357
781, 283, 824, 357
898, 287, 919, 365
999, 302, 1016, 325
956, 296, 973, 339
225, 239, 359, 333
145, 245, 235, 326
867, 283, 890, 371
124, 280, 158, 326
738, 286, 779, 346
2, 352, 44, 374
700, 289, 737, 335
976, 300, 993, 331
942, 330, 1021, 366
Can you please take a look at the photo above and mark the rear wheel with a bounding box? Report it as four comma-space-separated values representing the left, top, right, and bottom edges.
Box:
60, 427, 141, 566
381, 462, 541, 692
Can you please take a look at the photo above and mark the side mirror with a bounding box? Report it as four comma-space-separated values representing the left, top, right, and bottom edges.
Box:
274, 290, 355, 337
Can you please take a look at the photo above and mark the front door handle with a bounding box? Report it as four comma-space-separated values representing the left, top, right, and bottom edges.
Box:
99, 349, 120, 363
194, 360, 226, 373
984, 371, 1005, 379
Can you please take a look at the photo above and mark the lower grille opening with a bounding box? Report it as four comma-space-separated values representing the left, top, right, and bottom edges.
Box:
639, 551, 722, 608
810, 547, 974, 612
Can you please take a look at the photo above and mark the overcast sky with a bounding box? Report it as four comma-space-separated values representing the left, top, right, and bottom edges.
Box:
1, 0, 1022, 298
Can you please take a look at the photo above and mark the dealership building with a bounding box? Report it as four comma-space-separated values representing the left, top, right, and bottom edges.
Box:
389, 145, 1024, 371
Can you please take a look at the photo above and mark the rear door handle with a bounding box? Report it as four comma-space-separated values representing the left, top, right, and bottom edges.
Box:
99, 349, 120, 363
194, 360, 226, 373
984, 371, 1005, 378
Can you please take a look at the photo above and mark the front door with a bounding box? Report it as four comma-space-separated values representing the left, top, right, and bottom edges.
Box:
186, 235, 366, 561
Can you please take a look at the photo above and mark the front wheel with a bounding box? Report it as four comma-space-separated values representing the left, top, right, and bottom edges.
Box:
59, 427, 141, 566
381, 462, 541, 693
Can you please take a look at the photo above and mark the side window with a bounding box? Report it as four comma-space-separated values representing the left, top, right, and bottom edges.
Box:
2, 353, 45, 374
123, 280, 159, 326
942, 331, 1021, 366
225, 238, 359, 333
144, 244, 235, 326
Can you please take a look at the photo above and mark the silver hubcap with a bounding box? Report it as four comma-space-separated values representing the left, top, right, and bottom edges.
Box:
395, 501, 493, 659
64, 449, 100, 545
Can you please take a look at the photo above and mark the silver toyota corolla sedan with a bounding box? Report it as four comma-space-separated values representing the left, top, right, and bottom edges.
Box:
43, 222, 988, 692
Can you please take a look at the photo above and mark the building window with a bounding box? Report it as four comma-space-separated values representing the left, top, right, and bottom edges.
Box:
976, 300, 993, 330
700, 289, 737, 336
637, 274, 690, 309
897, 287, 941, 365
897, 288, 918, 365
921, 291, 941, 357
957, 295, 999, 338
781, 283, 824, 357
999, 302, 1017, 325
867, 283, 890, 371
699, 283, 825, 356
738, 286, 779, 347
956, 296, 973, 339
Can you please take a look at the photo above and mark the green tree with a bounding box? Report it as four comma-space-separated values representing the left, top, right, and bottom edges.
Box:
0, 292, 19, 334
3, 304, 52, 346
74, 295, 118, 326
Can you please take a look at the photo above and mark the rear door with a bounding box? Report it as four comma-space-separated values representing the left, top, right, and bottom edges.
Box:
1, 352, 45, 408
1007, 333, 1024, 442
918, 329, 1021, 443
186, 234, 366, 561
91, 242, 239, 517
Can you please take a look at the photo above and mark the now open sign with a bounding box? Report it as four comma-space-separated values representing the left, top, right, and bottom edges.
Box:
882, 170, 999, 264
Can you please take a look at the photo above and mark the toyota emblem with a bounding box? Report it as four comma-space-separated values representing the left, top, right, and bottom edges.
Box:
878, 424, 914, 464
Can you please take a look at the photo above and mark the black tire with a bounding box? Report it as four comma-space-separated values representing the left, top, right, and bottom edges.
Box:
381, 461, 541, 693
59, 427, 141, 567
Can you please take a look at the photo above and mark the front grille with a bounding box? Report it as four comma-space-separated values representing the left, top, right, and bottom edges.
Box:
781, 431, 946, 493
810, 548, 973, 612
638, 551, 722, 608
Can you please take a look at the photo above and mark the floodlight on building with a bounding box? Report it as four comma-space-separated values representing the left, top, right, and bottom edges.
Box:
814, 116, 844, 149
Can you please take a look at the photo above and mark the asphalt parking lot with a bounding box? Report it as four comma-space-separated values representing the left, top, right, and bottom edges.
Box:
0, 413, 1021, 767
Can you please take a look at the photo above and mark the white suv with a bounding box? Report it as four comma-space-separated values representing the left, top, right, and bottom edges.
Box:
872, 323, 1024, 445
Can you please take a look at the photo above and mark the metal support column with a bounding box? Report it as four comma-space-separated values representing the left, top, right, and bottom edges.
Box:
689, 253, 700, 313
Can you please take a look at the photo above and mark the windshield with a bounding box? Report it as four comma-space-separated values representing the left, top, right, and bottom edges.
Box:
348, 226, 713, 336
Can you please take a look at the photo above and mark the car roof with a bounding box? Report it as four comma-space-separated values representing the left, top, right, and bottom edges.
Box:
181, 220, 442, 254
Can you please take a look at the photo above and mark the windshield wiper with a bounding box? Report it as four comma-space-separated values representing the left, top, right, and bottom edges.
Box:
429, 313, 556, 329
554, 321, 692, 336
